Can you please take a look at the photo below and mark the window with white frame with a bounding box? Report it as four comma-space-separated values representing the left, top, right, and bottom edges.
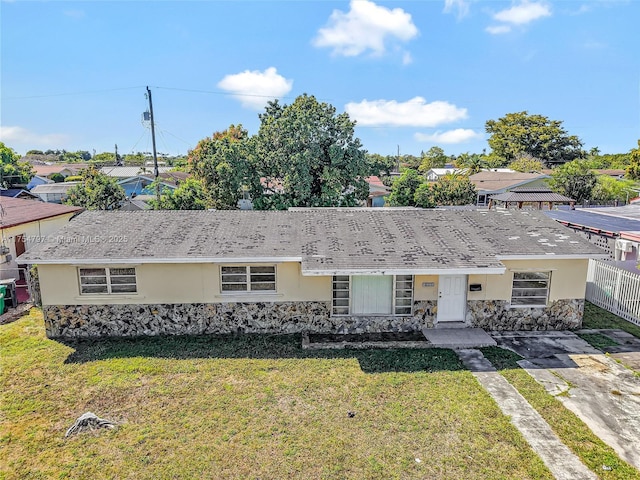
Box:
221, 266, 276, 292
511, 271, 550, 307
332, 275, 413, 316
79, 267, 137, 294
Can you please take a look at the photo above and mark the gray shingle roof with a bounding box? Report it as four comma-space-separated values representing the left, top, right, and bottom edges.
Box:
18, 209, 606, 274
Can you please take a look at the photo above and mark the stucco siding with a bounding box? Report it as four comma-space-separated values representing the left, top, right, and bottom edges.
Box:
1, 213, 77, 280
38, 262, 332, 306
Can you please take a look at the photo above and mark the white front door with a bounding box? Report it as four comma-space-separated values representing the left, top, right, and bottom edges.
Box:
437, 275, 467, 322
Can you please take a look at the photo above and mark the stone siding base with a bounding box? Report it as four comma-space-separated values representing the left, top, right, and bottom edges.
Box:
467, 299, 584, 330
42, 298, 581, 337
43, 300, 437, 338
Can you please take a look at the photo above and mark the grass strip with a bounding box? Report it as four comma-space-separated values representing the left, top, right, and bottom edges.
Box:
583, 302, 640, 339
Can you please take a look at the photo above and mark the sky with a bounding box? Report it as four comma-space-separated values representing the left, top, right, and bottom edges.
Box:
1, 0, 639, 159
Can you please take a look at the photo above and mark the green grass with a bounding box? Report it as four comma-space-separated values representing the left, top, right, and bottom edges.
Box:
583, 302, 640, 339
481, 347, 640, 480
576, 332, 619, 350
1, 309, 551, 480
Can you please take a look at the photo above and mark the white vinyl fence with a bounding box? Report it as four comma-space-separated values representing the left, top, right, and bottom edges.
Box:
586, 259, 640, 326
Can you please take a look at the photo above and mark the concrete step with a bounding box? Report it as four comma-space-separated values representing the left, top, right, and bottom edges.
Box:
435, 321, 467, 329
422, 327, 497, 349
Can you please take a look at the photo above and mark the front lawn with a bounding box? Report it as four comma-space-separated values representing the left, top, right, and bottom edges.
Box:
1, 309, 550, 479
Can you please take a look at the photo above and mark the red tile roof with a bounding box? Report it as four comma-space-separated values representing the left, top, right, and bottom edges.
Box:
0, 197, 83, 229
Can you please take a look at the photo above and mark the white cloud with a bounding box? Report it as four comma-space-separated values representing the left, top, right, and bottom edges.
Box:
443, 0, 471, 19
217, 67, 293, 110
486, 25, 512, 35
345, 97, 468, 127
415, 129, 483, 144
0, 126, 69, 147
493, 1, 551, 25
313, 0, 418, 57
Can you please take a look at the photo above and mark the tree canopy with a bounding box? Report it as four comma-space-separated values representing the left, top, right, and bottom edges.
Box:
418, 146, 449, 172
626, 140, 640, 180
149, 177, 209, 210
548, 160, 597, 202
252, 94, 370, 209
188, 124, 255, 210
388, 169, 423, 206
64, 167, 126, 210
0, 142, 33, 187
485, 111, 584, 167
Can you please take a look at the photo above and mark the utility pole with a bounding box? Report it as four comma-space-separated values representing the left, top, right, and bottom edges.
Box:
146, 86, 160, 203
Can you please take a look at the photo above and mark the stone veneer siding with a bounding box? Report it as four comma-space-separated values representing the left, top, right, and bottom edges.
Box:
41, 298, 580, 337
466, 299, 584, 330
43, 300, 438, 338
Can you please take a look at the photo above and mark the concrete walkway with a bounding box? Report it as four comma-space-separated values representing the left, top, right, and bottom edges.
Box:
492, 330, 640, 470
422, 327, 496, 349
457, 349, 596, 480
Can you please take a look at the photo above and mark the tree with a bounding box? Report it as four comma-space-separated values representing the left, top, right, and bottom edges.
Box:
365, 153, 397, 176
149, 177, 209, 210
626, 140, 640, 180
548, 160, 597, 202
485, 111, 585, 167
414, 182, 435, 208
252, 94, 370, 209
188, 124, 255, 210
429, 174, 477, 206
591, 176, 637, 203
388, 169, 423, 206
64, 167, 126, 210
418, 146, 448, 172
455, 152, 486, 174
0, 142, 33, 187
507, 153, 545, 173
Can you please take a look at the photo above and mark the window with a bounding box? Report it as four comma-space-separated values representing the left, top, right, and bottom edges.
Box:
79, 267, 137, 294
221, 266, 276, 292
394, 275, 414, 315
332, 276, 350, 315
332, 275, 413, 316
511, 272, 550, 307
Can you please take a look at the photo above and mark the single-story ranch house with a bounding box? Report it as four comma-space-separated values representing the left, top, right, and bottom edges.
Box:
18, 208, 607, 338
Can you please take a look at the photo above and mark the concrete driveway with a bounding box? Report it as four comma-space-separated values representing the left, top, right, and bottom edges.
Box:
490, 330, 640, 470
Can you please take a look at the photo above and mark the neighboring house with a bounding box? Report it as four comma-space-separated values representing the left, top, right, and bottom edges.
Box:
117, 175, 184, 197
470, 171, 550, 206
18, 208, 606, 338
488, 187, 574, 210
32, 164, 86, 179
544, 204, 640, 256
120, 195, 155, 211
0, 197, 82, 281
365, 176, 390, 207
31, 182, 81, 203
0, 188, 41, 200
26, 175, 54, 191
99, 166, 174, 179
424, 168, 463, 181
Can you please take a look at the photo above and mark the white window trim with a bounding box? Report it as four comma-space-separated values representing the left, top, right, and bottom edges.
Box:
78, 267, 137, 295
331, 275, 414, 317
220, 265, 277, 294
509, 270, 550, 308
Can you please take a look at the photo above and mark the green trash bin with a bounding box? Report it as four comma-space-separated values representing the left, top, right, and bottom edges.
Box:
0, 285, 6, 315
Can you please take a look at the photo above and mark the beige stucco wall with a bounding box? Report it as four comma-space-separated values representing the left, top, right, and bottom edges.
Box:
0, 213, 78, 280
38, 262, 331, 306
467, 259, 589, 301
37, 258, 589, 306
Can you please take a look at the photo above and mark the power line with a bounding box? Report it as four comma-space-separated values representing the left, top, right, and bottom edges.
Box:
4, 86, 146, 100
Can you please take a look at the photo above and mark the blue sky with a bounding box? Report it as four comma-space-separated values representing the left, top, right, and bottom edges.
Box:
1, 0, 639, 158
